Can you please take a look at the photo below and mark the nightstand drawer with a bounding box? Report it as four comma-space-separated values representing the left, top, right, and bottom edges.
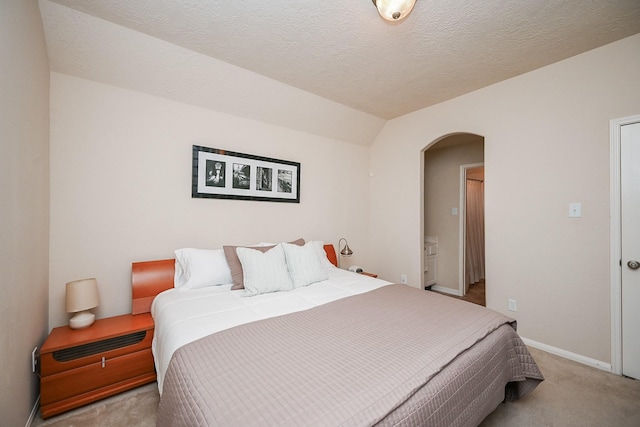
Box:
41, 348, 154, 405
41, 328, 153, 376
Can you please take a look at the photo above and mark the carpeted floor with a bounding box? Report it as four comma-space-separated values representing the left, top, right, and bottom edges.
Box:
32, 383, 158, 427
481, 347, 640, 427
31, 347, 640, 426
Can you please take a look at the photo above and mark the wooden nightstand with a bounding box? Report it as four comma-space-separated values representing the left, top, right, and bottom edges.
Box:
360, 272, 378, 278
39, 313, 156, 419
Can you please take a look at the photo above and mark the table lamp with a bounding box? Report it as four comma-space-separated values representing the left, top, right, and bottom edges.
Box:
66, 278, 100, 329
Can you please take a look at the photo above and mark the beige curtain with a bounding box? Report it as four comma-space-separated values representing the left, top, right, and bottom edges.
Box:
465, 179, 485, 285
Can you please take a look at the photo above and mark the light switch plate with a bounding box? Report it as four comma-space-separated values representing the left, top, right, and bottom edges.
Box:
569, 203, 582, 218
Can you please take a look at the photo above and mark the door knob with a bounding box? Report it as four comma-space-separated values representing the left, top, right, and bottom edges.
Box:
628, 260, 640, 270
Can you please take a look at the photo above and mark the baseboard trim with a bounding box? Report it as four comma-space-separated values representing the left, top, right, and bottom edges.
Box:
26, 395, 39, 427
522, 337, 612, 373
430, 285, 462, 296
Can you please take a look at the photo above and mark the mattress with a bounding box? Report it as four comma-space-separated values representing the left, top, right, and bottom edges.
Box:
155, 282, 543, 426
151, 267, 392, 392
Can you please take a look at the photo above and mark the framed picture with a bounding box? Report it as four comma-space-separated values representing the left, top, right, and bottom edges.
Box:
192, 145, 300, 203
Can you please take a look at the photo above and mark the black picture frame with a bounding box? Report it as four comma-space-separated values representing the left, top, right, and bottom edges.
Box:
192, 145, 300, 203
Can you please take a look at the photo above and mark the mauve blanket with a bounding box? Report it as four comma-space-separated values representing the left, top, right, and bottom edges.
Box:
157, 284, 543, 426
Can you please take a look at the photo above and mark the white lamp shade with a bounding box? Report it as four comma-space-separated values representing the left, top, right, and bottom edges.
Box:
374, 0, 416, 21
65, 277, 99, 324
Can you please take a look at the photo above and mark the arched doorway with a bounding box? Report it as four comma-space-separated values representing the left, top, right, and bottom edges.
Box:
422, 133, 485, 305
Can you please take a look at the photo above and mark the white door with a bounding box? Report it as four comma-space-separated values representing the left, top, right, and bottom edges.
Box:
622, 121, 640, 379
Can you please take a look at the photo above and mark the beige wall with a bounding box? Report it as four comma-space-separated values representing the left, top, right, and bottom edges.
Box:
370, 34, 640, 364
0, 0, 50, 424
49, 73, 373, 327
424, 136, 484, 292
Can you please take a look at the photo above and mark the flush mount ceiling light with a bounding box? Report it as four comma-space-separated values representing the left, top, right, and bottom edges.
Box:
372, 0, 417, 21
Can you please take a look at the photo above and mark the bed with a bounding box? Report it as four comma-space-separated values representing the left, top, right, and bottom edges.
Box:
131, 240, 543, 426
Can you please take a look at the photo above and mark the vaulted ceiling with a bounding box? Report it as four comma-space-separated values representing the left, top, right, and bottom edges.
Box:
39, 0, 640, 143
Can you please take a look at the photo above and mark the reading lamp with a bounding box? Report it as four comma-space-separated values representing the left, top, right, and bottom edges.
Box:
66, 278, 100, 329
338, 238, 353, 268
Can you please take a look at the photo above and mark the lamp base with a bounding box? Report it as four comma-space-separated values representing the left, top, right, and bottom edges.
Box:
69, 310, 96, 329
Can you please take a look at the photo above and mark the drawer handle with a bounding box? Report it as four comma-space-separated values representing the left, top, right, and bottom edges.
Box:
101, 357, 105, 368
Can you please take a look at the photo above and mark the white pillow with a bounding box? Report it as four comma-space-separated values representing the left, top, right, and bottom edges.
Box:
310, 240, 336, 269
283, 242, 329, 288
174, 248, 233, 290
237, 244, 294, 296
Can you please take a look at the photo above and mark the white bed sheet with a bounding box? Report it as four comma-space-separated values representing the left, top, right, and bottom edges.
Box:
151, 267, 392, 392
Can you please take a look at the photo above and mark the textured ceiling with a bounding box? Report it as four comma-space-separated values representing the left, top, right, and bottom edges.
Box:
42, 0, 640, 120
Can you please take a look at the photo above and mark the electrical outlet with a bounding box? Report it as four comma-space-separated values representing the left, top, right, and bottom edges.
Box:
400, 274, 407, 284
508, 299, 517, 312
32, 347, 38, 373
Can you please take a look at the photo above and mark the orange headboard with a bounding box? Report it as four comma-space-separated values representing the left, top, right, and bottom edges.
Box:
131, 259, 175, 315
131, 244, 339, 315
323, 244, 337, 269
